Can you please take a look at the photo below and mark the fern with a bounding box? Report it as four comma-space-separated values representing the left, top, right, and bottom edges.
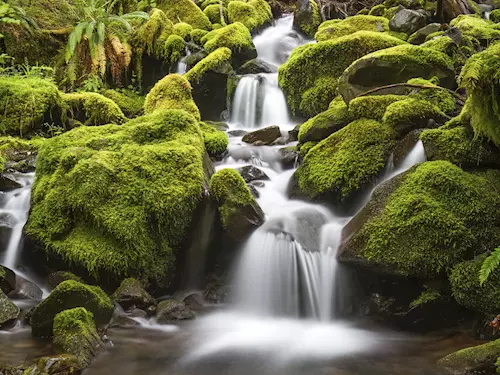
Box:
479, 246, 500, 286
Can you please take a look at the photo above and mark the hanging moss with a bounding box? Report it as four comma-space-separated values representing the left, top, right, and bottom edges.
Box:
296, 119, 396, 203
293, 0, 321, 38
315, 15, 390, 41
100, 89, 145, 118
278, 31, 405, 117
200, 122, 228, 156
185, 47, 232, 83
348, 94, 403, 121
449, 15, 500, 42
227, 0, 272, 31
173, 22, 194, 40
204, 4, 228, 25
144, 74, 201, 120
131, 8, 174, 59
62, 93, 127, 126
459, 42, 500, 146
157, 0, 212, 30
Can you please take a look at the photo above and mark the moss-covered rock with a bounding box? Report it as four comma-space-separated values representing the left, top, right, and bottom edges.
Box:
173, 22, 194, 40
144, 74, 201, 120
132, 8, 174, 59
0, 265, 16, 295
293, 0, 321, 38
201, 22, 257, 67
204, 4, 227, 25
30, 280, 113, 338
111, 278, 156, 311
278, 31, 406, 117
52, 307, 103, 368
315, 15, 390, 41
227, 0, 272, 31
190, 28, 210, 45
407, 23, 441, 44
200, 122, 228, 156
423, 34, 478, 72
155, 299, 195, 323
0, 136, 42, 174
26, 354, 82, 375
157, 0, 212, 30
490, 9, 500, 23
26, 109, 208, 286
449, 15, 500, 43
295, 119, 395, 204
62, 93, 127, 127
348, 94, 403, 121
0, 76, 63, 137
0, 289, 19, 328
406, 77, 457, 114
210, 168, 264, 240
339, 161, 500, 278
100, 89, 145, 118
47, 271, 83, 289
338, 44, 456, 103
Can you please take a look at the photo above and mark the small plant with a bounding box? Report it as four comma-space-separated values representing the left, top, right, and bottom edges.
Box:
0, 1, 38, 38
479, 246, 500, 286
80, 74, 103, 92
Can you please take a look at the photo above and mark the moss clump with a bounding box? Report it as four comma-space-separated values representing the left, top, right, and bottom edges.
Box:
191, 28, 209, 45
490, 9, 500, 23
315, 15, 389, 41
204, 4, 227, 25
111, 278, 156, 310
165, 34, 187, 65
157, 0, 212, 30
185, 47, 232, 83
53, 307, 102, 367
278, 31, 405, 117
227, 0, 272, 31
409, 289, 441, 309
293, 0, 321, 38
0, 136, 43, 173
200, 0, 231, 9
144, 74, 201, 120
348, 94, 403, 121
296, 119, 395, 203
438, 337, 500, 374
26, 109, 206, 285
423, 35, 478, 71
406, 77, 457, 114
200, 122, 228, 156
131, 8, 174, 59
369, 4, 387, 16
0, 76, 63, 137
62, 93, 127, 126
459, 42, 500, 146
30, 280, 113, 338
299, 141, 318, 157
346, 161, 500, 278
449, 15, 500, 41
100, 89, 145, 118
173, 22, 194, 40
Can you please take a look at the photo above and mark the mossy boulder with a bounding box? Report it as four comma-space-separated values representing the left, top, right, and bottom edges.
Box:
278, 31, 406, 117
210, 168, 264, 240
185, 47, 234, 120
201, 22, 257, 67
228, 0, 273, 31
406, 77, 457, 114
26, 354, 82, 375
449, 15, 500, 43
62, 93, 127, 127
294, 119, 395, 204
204, 4, 227, 25
47, 271, 83, 289
173, 22, 194, 40
293, 0, 321, 38
0, 289, 19, 328
339, 161, 500, 278
100, 89, 145, 118
131, 8, 174, 60
423, 33, 478, 71
30, 280, 113, 338
408, 23, 441, 44
155, 299, 195, 323
348, 94, 403, 121
315, 15, 390, 41
338, 44, 456, 103
52, 307, 103, 368
0, 76, 63, 137
200, 122, 228, 157
111, 278, 156, 311
157, 0, 212, 30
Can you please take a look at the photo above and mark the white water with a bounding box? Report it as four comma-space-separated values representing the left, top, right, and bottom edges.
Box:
175, 48, 191, 75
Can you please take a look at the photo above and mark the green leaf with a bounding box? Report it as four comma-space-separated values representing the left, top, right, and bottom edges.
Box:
479, 246, 500, 286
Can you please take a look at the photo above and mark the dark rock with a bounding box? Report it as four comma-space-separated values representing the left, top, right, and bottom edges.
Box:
237, 165, 270, 183
228, 130, 248, 137
237, 59, 278, 75
8, 274, 43, 300
111, 278, 156, 311
288, 124, 301, 142
30, 354, 82, 375
279, 146, 301, 169
409, 23, 442, 44
248, 184, 260, 198
242, 126, 281, 145
155, 300, 195, 323
183, 293, 204, 310
185, 51, 208, 71
392, 129, 423, 167
47, 271, 83, 289
0, 289, 19, 328
109, 307, 146, 328
0, 265, 16, 295
0, 175, 22, 191
271, 136, 289, 145
389, 9, 427, 34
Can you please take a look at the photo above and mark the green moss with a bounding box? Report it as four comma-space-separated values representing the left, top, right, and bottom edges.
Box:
423, 35, 478, 71
227, 0, 272, 31
204, 4, 227, 25
53, 307, 102, 367
190, 28, 209, 45
30, 280, 113, 338
294, 0, 321, 38
0, 136, 43, 173
62, 93, 127, 126
201, 0, 231, 9
490, 9, 500, 23
406, 77, 456, 114
384, 5, 400, 19
278, 31, 405, 116
369, 4, 387, 16
348, 94, 403, 121
173, 22, 194, 40
357, 8, 369, 15
185, 47, 232, 83
157, 0, 212, 30
200, 122, 228, 156
449, 15, 500, 42
299, 141, 318, 157
409, 288, 441, 309
144, 74, 201, 120
315, 15, 389, 41
0, 76, 63, 137
201, 22, 256, 57
26, 109, 206, 285
296, 119, 395, 203
350, 161, 500, 278
438, 337, 500, 373
132, 8, 174, 59
459, 42, 500, 146
165, 34, 187, 64
100, 89, 145, 118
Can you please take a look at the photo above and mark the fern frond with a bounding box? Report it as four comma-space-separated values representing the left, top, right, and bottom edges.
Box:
479, 246, 500, 286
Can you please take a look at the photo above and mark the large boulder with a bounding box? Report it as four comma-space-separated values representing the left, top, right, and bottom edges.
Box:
338, 45, 456, 103
437, 339, 500, 375
0, 289, 19, 328
293, 0, 321, 38
389, 8, 427, 34
227, 0, 273, 31
315, 15, 390, 41
242, 126, 281, 145
111, 278, 156, 311
155, 299, 195, 323
30, 280, 113, 338
62, 92, 127, 126
157, 0, 211, 30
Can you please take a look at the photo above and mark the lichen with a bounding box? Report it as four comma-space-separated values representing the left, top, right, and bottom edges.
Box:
315, 15, 389, 41
185, 47, 232, 83
200, 122, 228, 156
157, 0, 212, 30
62, 93, 127, 126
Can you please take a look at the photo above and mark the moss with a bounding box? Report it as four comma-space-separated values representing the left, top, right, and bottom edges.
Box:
384, 5, 400, 19
0, 136, 43, 173
294, 0, 321, 38
201, 0, 231, 9
0, 76, 63, 137
209, 168, 256, 229
406, 77, 456, 114
349, 161, 500, 278
449, 15, 500, 42
348, 94, 403, 121
26, 109, 206, 285
227, 0, 272, 31
278, 31, 405, 117
438, 337, 500, 373
100, 89, 145, 118
132, 8, 174, 59
185, 47, 232, 83
315, 15, 390, 41
173, 22, 194, 41
296, 119, 395, 203
165, 34, 187, 64
144, 74, 201, 120
299, 141, 318, 157
157, 0, 212, 30
490, 9, 500, 23
62, 93, 127, 126
423, 35, 478, 71
409, 288, 441, 309
191, 28, 209, 45
204, 4, 228, 25
53, 307, 102, 367
369, 4, 387, 16
30, 280, 113, 338
357, 8, 369, 15
459, 42, 500, 146
200, 122, 228, 156
201, 22, 256, 59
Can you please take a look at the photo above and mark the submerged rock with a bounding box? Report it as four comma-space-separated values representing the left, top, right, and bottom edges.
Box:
237, 59, 277, 75
242, 126, 281, 145
237, 165, 270, 183
0, 175, 22, 191
0, 289, 19, 328
112, 278, 156, 312
155, 300, 195, 323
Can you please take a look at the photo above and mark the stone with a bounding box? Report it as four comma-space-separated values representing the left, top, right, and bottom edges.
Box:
237, 59, 278, 74
0, 289, 19, 328
0, 265, 16, 295
242, 126, 281, 145
228, 130, 248, 137
437, 339, 500, 375
47, 271, 83, 289
389, 9, 427, 34
27, 354, 82, 375
0, 175, 22, 191
111, 278, 156, 311
278, 147, 301, 169
408, 23, 442, 44
237, 165, 270, 183
183, 293, 204, 311
155, 299, 195, 323
288, 124, 301, 142
8, 274, 43, 300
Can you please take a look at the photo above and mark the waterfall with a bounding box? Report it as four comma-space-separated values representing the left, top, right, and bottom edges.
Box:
231, 76, 260, 128
175, 48, 191, 75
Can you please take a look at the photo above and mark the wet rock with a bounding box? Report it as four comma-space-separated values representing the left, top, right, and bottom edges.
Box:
155, 300, 195, 323
389, 9, 427, 34
293, 0, 321, 38
242, 126, 281, 145
111, 278, 156, 311
8, 274, 43, 300
288, 124, 301, 142
392, 129, 423, 167
237, 165, 270, 183
204, 121, 229, 131
271, 136, 289, 146
109, 307, 144, 328
26, 354, 83, 375
47, 271, 83, 289
278, 146, 301, 169
0, 265, 16, 295
227, 130, 248, 137
0, 289, 19, 328
248, 184, 260, 198
409, 23, 442, 45
183, 293, 204, 311
237, 59, 278, 75
0, 175, 22, 191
